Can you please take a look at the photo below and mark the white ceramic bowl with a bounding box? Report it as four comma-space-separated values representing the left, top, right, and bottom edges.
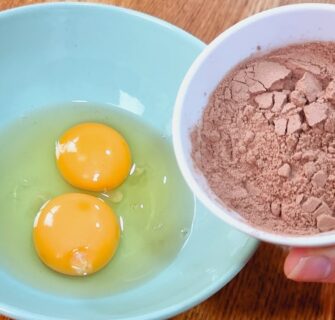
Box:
173, 3, 335, 247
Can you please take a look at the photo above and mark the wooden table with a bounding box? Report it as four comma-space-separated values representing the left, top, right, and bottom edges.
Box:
1, 0, 335, 319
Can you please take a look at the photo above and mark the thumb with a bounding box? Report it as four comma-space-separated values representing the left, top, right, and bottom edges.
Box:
284, 247, 335, 282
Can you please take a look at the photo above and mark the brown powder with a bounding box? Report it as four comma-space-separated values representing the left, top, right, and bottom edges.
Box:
191, 42, 335, 235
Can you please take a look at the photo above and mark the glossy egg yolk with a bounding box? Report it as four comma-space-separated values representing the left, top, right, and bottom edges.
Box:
33, 193, 120, 276
56, 122, 131, 191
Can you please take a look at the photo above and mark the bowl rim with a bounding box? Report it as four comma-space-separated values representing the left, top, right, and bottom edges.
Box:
0, 0, 203, 46
173, 2, 335, 247
0, 2, 258, 320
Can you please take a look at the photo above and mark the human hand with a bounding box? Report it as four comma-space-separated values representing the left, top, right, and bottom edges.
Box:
284, 247, 335, 282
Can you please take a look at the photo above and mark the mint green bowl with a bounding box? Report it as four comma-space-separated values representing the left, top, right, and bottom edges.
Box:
0, 3, 258, 319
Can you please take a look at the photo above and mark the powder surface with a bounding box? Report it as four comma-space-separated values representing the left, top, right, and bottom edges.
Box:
192, 42, 335, 235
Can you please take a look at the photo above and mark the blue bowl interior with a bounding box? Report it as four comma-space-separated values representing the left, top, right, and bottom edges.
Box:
0, 3, 258, 320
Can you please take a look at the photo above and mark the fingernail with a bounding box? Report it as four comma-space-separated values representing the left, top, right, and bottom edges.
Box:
287, 255, 332, 281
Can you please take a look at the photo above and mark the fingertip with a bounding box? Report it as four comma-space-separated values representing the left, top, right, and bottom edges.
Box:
284, 248, 334, 282
284, 248, 306, 280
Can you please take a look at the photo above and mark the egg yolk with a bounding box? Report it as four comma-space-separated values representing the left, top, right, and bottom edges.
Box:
33, 193, 120, 276
56, 122, 131, 191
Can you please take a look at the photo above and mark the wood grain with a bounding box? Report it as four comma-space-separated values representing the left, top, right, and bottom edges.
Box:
0, 1, 335, 319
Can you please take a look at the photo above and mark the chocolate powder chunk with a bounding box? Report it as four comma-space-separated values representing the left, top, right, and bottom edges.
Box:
192, 42, 335, 235
304, 102, 328, 126
295, 72, 322, 103
317, 215, 335, 231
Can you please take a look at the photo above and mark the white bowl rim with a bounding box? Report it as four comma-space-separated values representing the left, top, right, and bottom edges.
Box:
173, 3, 335, 247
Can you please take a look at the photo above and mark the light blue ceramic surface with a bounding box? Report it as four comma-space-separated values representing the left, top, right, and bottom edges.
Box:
0, 3, 258, 320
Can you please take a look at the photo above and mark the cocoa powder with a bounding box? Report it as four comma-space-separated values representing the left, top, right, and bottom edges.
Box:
192, 42, 335, 235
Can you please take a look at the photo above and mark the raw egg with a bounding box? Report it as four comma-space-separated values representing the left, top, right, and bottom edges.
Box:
33, 193, 120, 276
56, 122, 131, 191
